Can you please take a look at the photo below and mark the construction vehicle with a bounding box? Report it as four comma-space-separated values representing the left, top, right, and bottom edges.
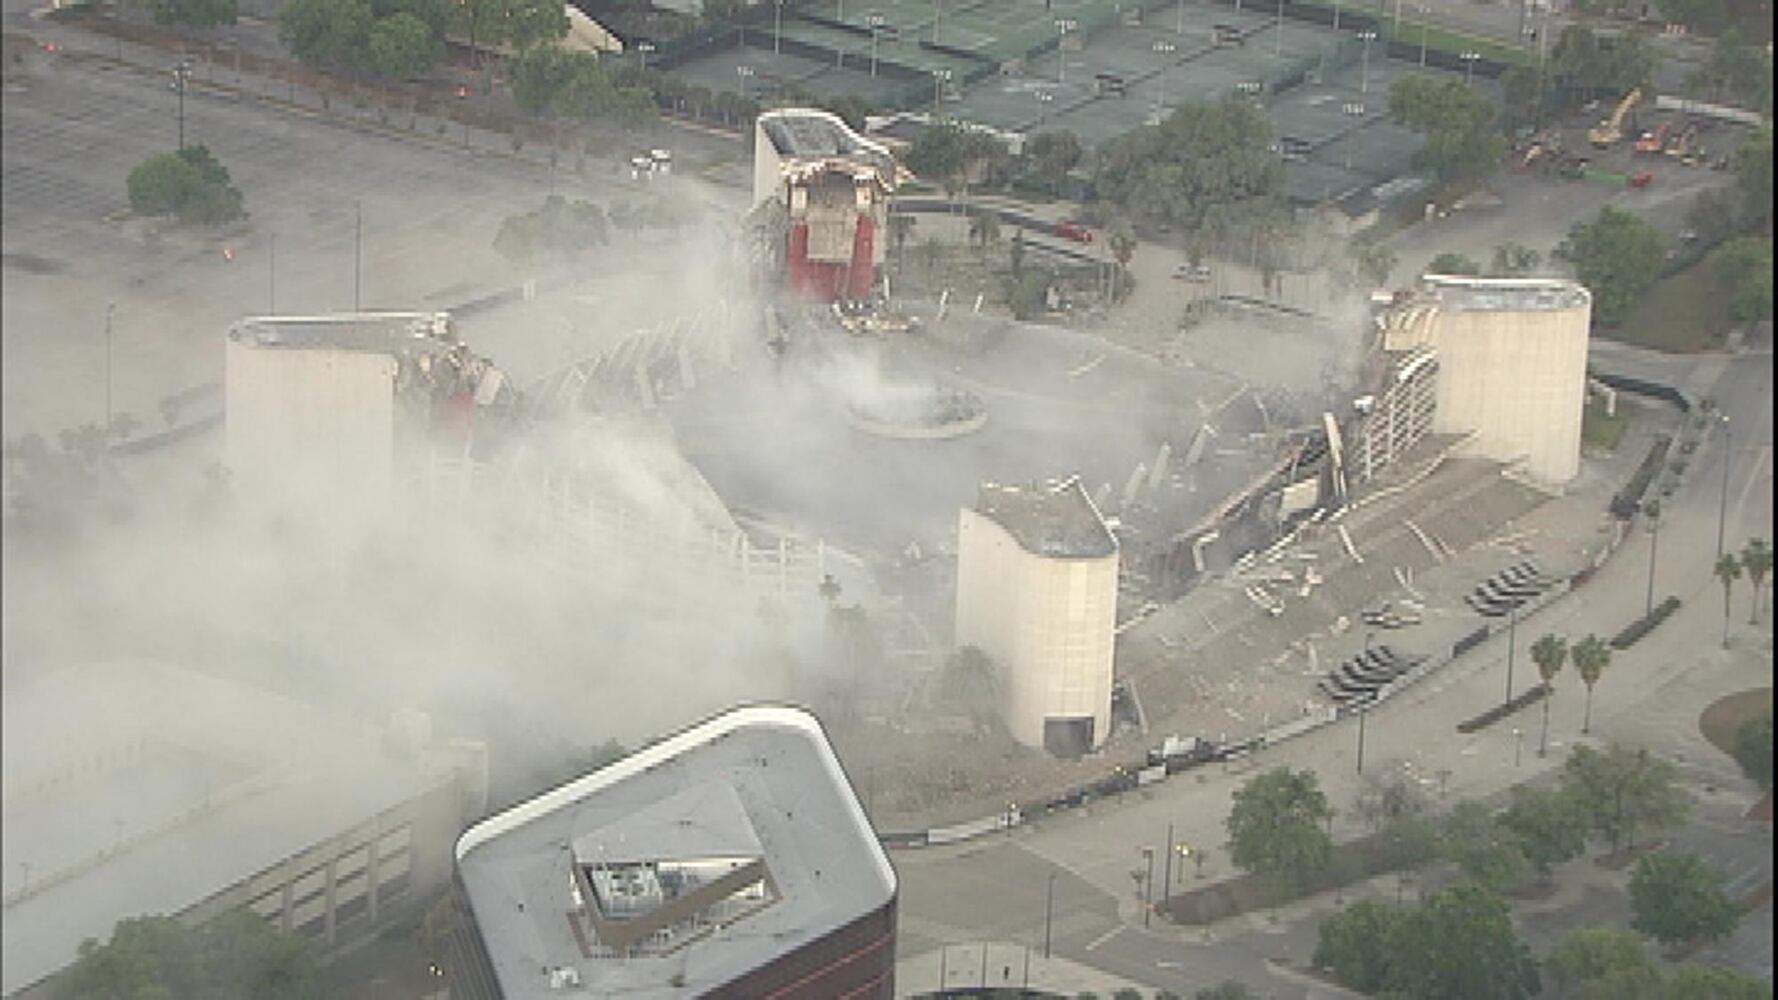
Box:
1665, 123, 1699, 158
1588, 88, 1642, 148
1633, 120, 1671, 153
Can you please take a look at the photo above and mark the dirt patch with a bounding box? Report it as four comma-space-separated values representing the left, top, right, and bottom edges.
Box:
1748, 791, 1772, 824
1699, 687, 1773, 757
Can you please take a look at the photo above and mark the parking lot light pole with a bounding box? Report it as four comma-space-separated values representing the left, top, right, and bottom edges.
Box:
1141, 847, 1154, 927
868, 13, 886, 75
1513, 727, 1523, 767
1055, 19, 1077, 85
103, 303, 115, 437
1177, 0, 1185, 34
1645, 501, 1661, 615
774, 0, 784, 54
1504, 604, 1517, 705
637, 40, 655, 72
1358, 31, 1377, 94
1717, 415, 1731, 559
1161, 823, 1174, 903
737, 63, 755, 99
173, 60, 192, 150
1461, 50, 1480, 86
1356, 700, 1368, 774
1275, 0, 1284, 56
1043, 871, 1055, 957
1343, 101, 1364, 169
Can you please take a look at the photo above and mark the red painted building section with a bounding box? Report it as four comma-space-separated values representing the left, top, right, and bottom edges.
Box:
785, 214, 878, 303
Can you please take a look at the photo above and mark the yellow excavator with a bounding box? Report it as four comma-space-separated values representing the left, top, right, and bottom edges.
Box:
1588, 88, 1642, 148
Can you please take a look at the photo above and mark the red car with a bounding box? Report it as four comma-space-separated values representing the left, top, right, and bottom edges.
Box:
1053, 221, 1093, 243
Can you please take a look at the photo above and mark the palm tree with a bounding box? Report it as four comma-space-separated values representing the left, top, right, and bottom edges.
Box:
1571, 634, 1610, 735
1530, 634, 1567, 757
1743, 538, 1771, 624
1715, 552, 1743, 647
888, 213, 915, 269
967, 210, 1000, 255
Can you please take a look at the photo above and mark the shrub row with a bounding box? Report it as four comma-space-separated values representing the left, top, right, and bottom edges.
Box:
1611, 596, 1682, 650
1457, 684, 1548, 734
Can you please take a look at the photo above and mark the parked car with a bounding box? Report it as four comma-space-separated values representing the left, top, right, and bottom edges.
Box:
1053, 221, 1093, 243
1173, 263, 1212, 282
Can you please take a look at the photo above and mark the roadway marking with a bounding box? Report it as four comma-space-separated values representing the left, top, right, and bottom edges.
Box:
1735, 444, 1771, 525
1085, 926, 1123, 952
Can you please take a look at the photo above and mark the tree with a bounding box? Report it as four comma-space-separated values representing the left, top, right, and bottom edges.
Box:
1629, 851, 1740, 946
1107, 217, 1136, 301
1439, 800, 1533, 892
450, 0, 567, 59
1687, 187, 1743, 245
1313, 899, 1404, 993
1225, 767, 1333, 892
279, 0, 376, 71
1499, 783, 1588, 879
1563, 744, 1691, 854
1733, 130, 1772, 228
1027, 130, 1083, 192
366, 11, 440, 79
940, 646, 1002, 736
1007, 269, 1048, 319
967, 209, 1000, 252
1733, 711, 1772, 792
1428, 251, 1483, 276
1384, 883, 1541, 1000
1531, 633, 1567, 756
1352, 768, 1429, 833
1655, 0, 1730, 32
494, 195, 610, 262
1571, 634, 1610, 735
887, 213, 915, 268
1715, 552, 1743, 644
511, 45, 611, 118
126, 146, 245, 225
1500, 64, 1547, 129
1555, 207, 1667, 326
1388, 74, 1506, 182
60, 912, 324, 1000
1354, 239, 1397, 287
1545, 926, 1660, 998
147, 0, 237, 29
1715, 238, 1774, 324
1742, 539, 1771, 623
1658, 963, 1775, 999
1551, 27, 1658, 103
1093, 96, 1284, 255
1490, 242, 1542, 277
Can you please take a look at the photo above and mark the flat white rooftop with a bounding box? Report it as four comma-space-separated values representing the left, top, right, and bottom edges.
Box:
455, 705, 896, 1000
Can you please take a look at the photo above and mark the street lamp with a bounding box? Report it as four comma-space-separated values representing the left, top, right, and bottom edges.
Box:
1342, 100, 1364, 170
774, 0, 784, 54
1141, 847, 1155, 927
1275, 0, 1285, 57
1036, 88, 1054, 124
1460, 50, 1481, 86
1355, 698, 1369, 774
1357, 30, 1377, 94
1177, 0, 1186, 34
1055, 19, 1077, 85
736, 63, 755, 99
1043, 871, 1056, 958
932, 67, 950, 110
868, 13, 887, 76
1504, 602, 1518, 705
103, 303, 115, 438
1717, 414, 1732, 559
1513, 727, 1523, 767
1644, 500, 1661, 616
172, 59, 193, 150
636, 40, 655, 72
